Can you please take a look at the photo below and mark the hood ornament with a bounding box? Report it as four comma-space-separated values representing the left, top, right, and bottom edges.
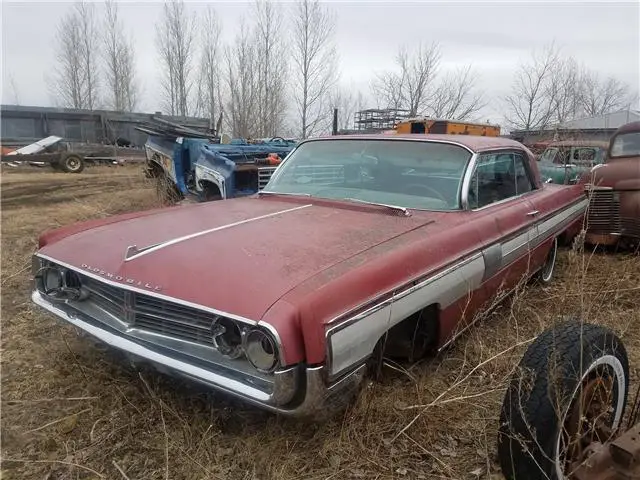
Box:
124, 245, 139, 260
124, 243, 161, 262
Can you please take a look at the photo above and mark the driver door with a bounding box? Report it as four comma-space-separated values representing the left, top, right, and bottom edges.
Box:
467, 151, 539, 307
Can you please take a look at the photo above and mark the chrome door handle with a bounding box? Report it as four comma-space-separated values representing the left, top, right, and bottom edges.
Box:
526, 210, 539, 217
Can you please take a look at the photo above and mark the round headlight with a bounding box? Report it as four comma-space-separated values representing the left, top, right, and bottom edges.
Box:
211, 317, 243, 359
244, 329, 278, 372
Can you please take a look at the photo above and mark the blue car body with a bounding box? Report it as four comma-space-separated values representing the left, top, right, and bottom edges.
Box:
144, 135, 297, 202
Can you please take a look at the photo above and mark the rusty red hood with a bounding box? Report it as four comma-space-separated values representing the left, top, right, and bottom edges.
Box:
583, 157, 640, 190
38, 197, 437, 320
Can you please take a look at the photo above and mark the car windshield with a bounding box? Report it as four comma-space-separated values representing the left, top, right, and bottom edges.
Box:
263, 139, 473, 211
610, 132, 640, 158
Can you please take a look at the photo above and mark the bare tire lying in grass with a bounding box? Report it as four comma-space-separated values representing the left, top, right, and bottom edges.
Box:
497, 321, 629, 480
536, 237, 558, 284
59, 154, 85, 173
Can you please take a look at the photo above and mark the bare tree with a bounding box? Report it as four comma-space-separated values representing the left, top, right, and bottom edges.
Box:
156, 0, 196, 116
224, 21, 259, 138
371, 69, 405, 113
103, 0, 138, 111
330, 85, 365, 131
253, 0, 288, 137
427, 65, 485, 120
77, 1, 99, 109
50, 2, 99, 109
51, 11, 84, 108
120, 43, 138, 112
8, 73, 21, 105
580, 71, 631, 117
546, 56, 582, 124
195, 5, 222, 127
291, 0, 339, 138
372, 42, 441, 117
504, 44, 560, 131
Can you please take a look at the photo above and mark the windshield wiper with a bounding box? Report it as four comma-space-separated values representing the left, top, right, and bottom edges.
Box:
259, 190, 311, 197
345, 197, 411, 216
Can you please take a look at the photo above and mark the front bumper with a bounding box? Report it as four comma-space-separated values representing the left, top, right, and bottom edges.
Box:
32, 290, 366, 418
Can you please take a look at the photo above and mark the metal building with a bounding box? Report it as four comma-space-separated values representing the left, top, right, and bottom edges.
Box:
0, 104, 212, 148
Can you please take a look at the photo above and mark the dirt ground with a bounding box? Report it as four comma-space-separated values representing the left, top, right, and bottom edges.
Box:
1, 164, 639, 480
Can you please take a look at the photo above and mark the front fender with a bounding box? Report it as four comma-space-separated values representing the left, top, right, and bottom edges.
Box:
195, 164, 228, 199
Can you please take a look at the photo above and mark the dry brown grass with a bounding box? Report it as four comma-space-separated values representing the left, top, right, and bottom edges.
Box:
1, 164, 638, 480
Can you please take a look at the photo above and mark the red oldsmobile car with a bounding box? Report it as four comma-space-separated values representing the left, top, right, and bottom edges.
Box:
31, 135, 588, 417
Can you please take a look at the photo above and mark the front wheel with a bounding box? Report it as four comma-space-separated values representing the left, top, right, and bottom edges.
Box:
497, 321, 629, 480
59, 154, 85, 173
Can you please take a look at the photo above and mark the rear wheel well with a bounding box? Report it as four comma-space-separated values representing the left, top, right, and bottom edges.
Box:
369, 304, 440, 375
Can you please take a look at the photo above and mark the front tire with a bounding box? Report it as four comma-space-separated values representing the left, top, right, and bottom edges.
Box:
497, 321, 629, 480
59, 154, 85, 173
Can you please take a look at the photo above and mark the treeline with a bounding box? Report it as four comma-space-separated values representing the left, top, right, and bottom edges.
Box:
49, 0, 636, 137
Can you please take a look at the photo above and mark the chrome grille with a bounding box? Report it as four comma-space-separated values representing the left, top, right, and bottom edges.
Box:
83, 277, 125, 318
80, 273, 219, 347
586, 190, 621, 234
621, 217, 640, 239
258, 167, 277, 190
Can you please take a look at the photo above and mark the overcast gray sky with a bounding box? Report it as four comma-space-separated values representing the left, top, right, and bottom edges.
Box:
2, 0, 639, 123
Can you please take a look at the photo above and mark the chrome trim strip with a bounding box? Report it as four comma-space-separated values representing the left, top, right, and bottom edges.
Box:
257, 320, 287, 366
482, 244, 502, 281
325, 251, 482, 329
326, 253, 485, 378
392, 253, 484, 304
124, 204, 313, 262
469, 189, 540, 212
35, 254, 259, 326
530, 198, 588, 249
584, 184, 613, 191
461, 148, 542, 211
297, 136, 476, 155
460, 152, 478, 210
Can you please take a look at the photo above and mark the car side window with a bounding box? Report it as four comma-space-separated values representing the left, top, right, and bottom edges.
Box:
553, 148, 571, 165
468, 152, 535, 209
540, 148, 557, 163
513, 153, 535, 195
572, 147, 596, 165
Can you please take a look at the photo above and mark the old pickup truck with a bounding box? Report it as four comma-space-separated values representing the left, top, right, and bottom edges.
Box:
581, 121, 640, 247
141, 126, 296, 203
31, 134, 587, 417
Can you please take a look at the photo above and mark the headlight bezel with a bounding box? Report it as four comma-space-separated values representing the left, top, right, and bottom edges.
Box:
211, 316, 245, 360
243, 328, 279, 373
211, 318, 280, 373
33, 258, 86, 302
